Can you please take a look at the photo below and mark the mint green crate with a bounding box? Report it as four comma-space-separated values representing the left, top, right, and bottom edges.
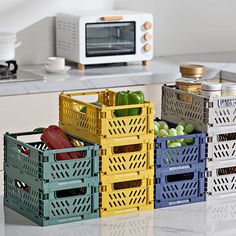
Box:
4, 131, 99, 182
4, 163, 99, 226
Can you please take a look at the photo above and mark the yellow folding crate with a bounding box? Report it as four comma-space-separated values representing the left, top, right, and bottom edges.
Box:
99, 135, 154, 182
99, 170, 154, 218
59, 89, 154, 145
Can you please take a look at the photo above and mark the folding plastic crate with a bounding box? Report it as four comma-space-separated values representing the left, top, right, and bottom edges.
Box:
154, 119, 206, 169
4, 131, 99, 182
161, 85, 236, 133
100, 136, 154, 182
4, 163, 99, 226
59, 89, 154, 145
206, 159, 236, 200
99, 170, 154, 217
154, 163, 205, 208
206, 125, 236, 164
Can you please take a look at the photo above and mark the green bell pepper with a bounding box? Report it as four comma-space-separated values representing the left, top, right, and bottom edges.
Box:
80, 102, 103, 113
115, 90, 145, 117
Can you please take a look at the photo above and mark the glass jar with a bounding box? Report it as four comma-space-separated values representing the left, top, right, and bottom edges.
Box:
221, 83, 236, 96
176, 64, 205, 102
201, 82, 221, 97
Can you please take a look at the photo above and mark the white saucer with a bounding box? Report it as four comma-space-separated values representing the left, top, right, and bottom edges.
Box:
44, 65, 71, 74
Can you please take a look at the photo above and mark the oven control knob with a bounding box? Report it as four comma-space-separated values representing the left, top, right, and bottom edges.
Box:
144, 22, 152, 30
143, 43, 152, 52
144, 33, 152, 41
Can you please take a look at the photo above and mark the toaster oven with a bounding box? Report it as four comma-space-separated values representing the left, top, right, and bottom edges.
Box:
56, 11, 153, 70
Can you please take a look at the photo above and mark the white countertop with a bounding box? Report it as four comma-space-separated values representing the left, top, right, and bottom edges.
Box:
0, 53, 228, 97
1, 196, 236, 236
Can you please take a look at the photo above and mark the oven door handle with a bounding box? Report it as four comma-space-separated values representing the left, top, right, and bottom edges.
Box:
100, 16, 124, 21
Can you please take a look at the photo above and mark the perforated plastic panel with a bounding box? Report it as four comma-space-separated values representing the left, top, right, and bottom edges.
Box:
154, 119, 205, 168
99, 171, 153, 217
155, 164, 205, 208
4, 164, 99, 226
4, 131, 99, 182
59, 90, 154, 145
100, 140, 153, 180
206, 160, 236, 199
206, 125, 236, 164
162, 85, 236, 132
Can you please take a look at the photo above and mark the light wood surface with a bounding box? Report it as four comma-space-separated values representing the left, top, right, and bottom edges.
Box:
100, 16, 123, 21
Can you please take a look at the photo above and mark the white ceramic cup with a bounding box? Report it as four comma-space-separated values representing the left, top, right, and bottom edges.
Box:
45, 57, 65, 70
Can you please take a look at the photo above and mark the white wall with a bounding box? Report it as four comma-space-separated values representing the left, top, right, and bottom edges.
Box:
114, 0, 236, 56
0, 0, 113, 65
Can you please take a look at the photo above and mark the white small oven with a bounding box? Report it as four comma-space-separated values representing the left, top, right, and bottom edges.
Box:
56, 11, 153, 69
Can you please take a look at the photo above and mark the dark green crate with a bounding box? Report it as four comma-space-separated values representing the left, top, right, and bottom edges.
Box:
4, 131, 99, 182
4, 163, 99, 226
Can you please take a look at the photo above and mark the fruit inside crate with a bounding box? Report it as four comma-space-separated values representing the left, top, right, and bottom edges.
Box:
154, 118, 206, 168
4, 131, 99, 182
4, 164, 99, 226
59, 89, 154, 145
155, 164, 205, 208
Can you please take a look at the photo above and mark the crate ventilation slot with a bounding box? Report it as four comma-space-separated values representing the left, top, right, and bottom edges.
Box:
113, 180, 142, 190
167, 172, 194, 183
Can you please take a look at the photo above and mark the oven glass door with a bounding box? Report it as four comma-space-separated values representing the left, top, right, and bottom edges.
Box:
86, 21, 136, 57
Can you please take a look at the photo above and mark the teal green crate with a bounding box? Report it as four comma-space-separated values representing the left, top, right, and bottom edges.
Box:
4, 163, 99, 226
4, 131, 99, 182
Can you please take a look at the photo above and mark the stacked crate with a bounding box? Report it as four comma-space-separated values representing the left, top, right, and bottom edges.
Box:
59, 89, 154, 217
161, 84, 236, 200
4, 131, 99, 226
154, 119, 206, 208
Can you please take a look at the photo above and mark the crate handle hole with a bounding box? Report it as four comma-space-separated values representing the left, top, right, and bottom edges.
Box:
218, 132, 236, 142
113, 144, 142, 154
217, 166, 236, 176
166, 172, 194, 183
17, 144, 30, 157
15, 179, 30, 193
113, 179, 142, 190
56, 187, 87, 198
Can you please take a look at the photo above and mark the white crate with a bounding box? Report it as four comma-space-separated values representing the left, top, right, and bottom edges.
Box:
162, 85, 236, 133
206, 125, 236, 164
206, 159, 236, 199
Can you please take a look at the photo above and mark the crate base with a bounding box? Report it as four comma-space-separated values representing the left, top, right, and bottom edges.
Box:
154, 195, 205, 208
4, 198, 99, 226
100, 201, 153, 218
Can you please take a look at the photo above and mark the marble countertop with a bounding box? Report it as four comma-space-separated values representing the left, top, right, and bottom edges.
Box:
0, 53, 229, 97
1, 196, 236, 236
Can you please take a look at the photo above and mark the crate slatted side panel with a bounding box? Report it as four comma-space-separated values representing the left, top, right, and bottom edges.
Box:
206, 160, 236, 199
206, 125, 236, 163
4, 164, 99, 226
59, 90, 154, 145
100, 140, 154, 178
155, 132, 205, 168
4, 132, 99, 182
155, 164, 205, 208
99, 171, 154, 217
162, 85, 236, 132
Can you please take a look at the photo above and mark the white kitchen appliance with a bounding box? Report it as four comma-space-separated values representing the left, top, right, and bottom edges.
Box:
56, 11, 153, 70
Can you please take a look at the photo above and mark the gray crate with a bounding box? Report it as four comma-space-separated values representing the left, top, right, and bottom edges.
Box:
206, 125, 236, 164
161, 85, 236, 133
206, 159, 236, 200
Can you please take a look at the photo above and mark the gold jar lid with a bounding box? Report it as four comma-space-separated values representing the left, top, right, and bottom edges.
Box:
180, 64, 205, 78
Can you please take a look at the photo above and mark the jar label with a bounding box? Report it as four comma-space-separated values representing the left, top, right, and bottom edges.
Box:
218, 98, 236, 108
